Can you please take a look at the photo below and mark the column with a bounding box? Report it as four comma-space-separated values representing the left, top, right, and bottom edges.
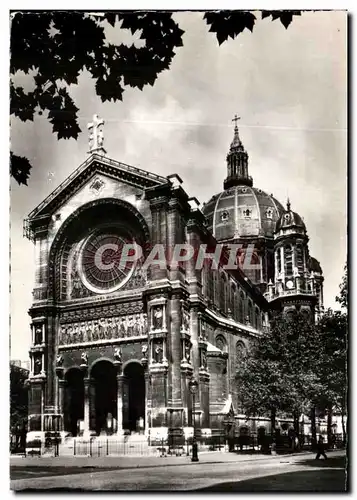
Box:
83, 377, 92, 436
58, 379, 66, 415
116, 374, 125, 435
144, 370, 150, 435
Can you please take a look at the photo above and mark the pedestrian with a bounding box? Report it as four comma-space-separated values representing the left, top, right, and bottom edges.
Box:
315, 435, 328, 460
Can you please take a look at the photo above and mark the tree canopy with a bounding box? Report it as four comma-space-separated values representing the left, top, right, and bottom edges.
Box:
10, 10, 301, 185
236, 311, 321, 429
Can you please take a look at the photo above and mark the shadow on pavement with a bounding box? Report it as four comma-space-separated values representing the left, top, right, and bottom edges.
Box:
195, 469, 347, 492
294, 456, 346, 469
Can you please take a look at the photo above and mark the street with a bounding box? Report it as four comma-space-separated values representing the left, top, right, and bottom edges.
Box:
10, 450, 347, 492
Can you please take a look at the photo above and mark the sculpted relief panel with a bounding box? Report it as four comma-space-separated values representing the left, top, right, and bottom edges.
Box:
59, 312, 148, 346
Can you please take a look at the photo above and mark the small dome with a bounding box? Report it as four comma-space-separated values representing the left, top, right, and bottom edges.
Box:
309, 256, 322, 274
202, 185, 285, 240
276, 206, 306, 233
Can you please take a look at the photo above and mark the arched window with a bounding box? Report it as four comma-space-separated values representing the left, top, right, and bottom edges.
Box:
213, 271, 220, 307
276, 249, 281, 274
220, 273, 227, 313
247, 300, 253, 325
205, 263, 214, 302
285, 245, 293, 275
296, 244, 304, 273
216, 334, 227, 353
236, 341, 247, 367
254, 307, 260, 329
232, 284, 238, 319
239, 291, 245, 322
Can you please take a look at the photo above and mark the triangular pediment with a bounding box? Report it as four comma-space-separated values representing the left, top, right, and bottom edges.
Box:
28, 153, 168, 220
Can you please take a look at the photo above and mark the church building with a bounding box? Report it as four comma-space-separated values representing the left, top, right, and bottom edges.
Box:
24, 115, 324, 443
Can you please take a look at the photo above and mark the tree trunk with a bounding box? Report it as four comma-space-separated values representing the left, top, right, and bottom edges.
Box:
327, 405, 332, 448
270, 407, 276, 437
293, 410, 299, 436
293, 410, 299, 450
310, 407, 317, 449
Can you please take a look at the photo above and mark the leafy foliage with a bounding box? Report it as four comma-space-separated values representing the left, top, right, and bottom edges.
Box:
10, 364, 29, 431
261, 10, 301, 29
10, 10, 301, 185
336, 262, 348, 309
203, 11, 257, 45
236, 312, 322, 428
317, 308, 347, 413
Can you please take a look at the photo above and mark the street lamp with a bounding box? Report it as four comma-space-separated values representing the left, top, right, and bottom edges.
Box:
189, 378, 199, 462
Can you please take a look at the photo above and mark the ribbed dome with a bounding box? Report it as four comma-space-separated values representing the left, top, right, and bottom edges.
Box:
276, 208, 306, 233
202, 185, 285, 240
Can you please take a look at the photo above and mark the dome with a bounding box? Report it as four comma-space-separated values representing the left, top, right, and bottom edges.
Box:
202, 185, 285, 240
276, 205, 306, 233
308, 256, 322, 274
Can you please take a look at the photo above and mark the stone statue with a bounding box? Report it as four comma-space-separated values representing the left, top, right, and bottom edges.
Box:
153, 306, 163, 330
142, 344, 148, 359
127, 316, 134, 337
185, 341, 191, 363
79, 322, 86, 342
142, 313, 148, 335
200, 321, 206, 341
134, 315, 141, 336
119, 317, 126, 338
154, 341, 163, 363
34, 357, 42, 375
114, 347, 122, 362
114, 317, 120, 337
200, 349, 207, 369
35, 325, 42, 345
107, 318, 113, 339
183, 310, 190, 332
56, 354, 63, 367
92, 321, 99, 341
81, 352, 88, 365
85, 322, 92, 343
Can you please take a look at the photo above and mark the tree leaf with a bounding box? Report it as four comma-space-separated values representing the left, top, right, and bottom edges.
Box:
10, 152, 32, 186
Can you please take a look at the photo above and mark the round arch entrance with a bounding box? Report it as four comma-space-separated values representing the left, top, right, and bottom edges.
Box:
123, 362, 145, 433
91, 360, 117, 435
64, 368, 84, 437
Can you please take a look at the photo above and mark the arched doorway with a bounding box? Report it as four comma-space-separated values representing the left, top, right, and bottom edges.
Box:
123, 362, 145, 433
65, 368, 84, 436
91, 360, 117, 435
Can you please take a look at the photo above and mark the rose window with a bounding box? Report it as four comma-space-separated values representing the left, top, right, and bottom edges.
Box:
79, 229, 136, 293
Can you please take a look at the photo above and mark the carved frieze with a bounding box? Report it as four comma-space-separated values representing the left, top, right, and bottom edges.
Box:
59, 312, 148, 346
60, 301, 144, 324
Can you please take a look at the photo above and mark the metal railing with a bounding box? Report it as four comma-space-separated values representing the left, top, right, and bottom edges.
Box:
22, 432, 346, 458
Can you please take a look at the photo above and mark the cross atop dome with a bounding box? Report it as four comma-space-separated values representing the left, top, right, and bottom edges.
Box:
88, 114, 107, 155
230, 114, 243, 150
232, 114, 241, 126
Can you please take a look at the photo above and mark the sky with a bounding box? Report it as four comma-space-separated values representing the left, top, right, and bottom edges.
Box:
10, 10, 347, 361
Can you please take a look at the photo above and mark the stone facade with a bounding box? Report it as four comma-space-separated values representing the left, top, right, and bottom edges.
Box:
24, 124, 323, 440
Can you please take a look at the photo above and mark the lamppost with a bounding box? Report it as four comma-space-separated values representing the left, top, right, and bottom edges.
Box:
189, 378, 199, 462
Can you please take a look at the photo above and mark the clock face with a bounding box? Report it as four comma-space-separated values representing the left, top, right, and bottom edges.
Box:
79, 229, 136, 294
286, 280, 294, 290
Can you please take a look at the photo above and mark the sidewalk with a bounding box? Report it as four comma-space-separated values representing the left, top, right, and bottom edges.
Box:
11, 449, 343, 470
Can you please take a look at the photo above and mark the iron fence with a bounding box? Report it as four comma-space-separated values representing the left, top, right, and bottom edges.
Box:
23, 432, 346, 458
